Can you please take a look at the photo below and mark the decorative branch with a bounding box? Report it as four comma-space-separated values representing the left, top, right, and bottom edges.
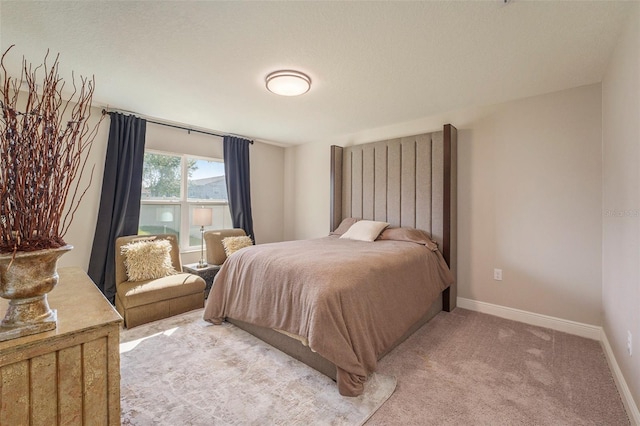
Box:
0, 45, 104, 253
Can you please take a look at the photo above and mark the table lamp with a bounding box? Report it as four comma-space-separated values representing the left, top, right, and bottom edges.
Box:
192, 207, 213, 268
160, 211, 173, 234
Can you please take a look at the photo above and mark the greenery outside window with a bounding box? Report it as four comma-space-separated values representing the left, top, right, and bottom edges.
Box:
139, 151, 232, 250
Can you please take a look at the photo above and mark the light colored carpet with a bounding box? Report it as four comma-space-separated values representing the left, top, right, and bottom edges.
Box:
367, 308, 630, 426
119, 309, 396, 425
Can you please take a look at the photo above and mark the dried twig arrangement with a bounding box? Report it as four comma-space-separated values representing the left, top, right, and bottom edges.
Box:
0, 45, 103, 254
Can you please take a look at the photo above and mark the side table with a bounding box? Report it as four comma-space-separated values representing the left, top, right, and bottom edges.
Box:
183, 263, 221, 298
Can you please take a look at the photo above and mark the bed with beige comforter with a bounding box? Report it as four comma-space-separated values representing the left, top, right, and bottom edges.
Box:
203, 229, 453, 396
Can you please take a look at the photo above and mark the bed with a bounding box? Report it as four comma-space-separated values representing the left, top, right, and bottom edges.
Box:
203, 124, 458, 396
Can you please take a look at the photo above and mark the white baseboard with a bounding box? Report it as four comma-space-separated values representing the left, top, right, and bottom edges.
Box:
457, 297, 639, 425
456, 297, 601, 340
601, 331, 640, 426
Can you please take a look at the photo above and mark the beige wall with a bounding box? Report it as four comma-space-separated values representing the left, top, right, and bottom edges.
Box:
602, 3, 640, 410
59, 117, 285, 269
462, 85, 602, 326
285, 83, 603, 325
56, 107, 109, 271
249, 140, 285, 245
284, 141, 331, 241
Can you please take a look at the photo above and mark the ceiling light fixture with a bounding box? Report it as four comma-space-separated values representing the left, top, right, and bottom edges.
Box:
265, 70, 311, 96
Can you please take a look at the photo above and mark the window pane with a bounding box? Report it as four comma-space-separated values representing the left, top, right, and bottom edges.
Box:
142, 153, 182, 200
188, 204, 233, 248
138, 205, 181, 239
187, 158, 227, 201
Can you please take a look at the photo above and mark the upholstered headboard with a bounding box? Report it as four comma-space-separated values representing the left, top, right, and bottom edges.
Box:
330, 124, 457, 310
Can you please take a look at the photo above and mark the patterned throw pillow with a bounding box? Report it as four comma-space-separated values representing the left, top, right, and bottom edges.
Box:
121, 239, 177, 282
222, 236, 253, 257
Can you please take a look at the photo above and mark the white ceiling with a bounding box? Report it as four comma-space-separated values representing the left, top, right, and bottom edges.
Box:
0, 1, 634, 146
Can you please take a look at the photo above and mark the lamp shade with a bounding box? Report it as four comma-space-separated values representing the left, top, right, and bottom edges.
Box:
160, 211, 173, 222
192, 207, 213, 227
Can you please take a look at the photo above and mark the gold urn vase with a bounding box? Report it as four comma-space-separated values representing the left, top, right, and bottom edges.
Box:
0, 245, 72, 342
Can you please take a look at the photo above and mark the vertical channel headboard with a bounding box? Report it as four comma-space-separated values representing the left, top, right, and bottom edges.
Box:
330, 124, 457, 311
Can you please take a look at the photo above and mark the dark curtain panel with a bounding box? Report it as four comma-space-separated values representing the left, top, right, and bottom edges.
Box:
223, 136, 255, 240
88, 113, 146, 303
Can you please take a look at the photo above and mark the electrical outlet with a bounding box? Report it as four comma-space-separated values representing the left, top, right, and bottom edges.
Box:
627, 331, 632, 356
493, 268, 503, 281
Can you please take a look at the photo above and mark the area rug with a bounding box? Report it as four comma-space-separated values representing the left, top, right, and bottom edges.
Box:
120, 309, 396, 425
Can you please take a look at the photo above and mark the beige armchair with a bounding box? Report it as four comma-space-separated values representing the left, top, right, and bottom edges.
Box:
203, 229, 247, 265
115, 234, 206, 328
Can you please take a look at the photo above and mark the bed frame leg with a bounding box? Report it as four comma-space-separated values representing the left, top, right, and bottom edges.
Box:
443, 286, 456, 312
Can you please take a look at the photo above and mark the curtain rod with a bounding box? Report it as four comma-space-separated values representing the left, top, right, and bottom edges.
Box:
101, 109, 254, 144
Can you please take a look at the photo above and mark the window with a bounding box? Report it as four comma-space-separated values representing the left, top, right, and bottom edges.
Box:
139, 151, 233, 250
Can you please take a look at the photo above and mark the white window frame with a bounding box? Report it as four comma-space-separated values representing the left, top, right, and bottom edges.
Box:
140, 149, 230, 251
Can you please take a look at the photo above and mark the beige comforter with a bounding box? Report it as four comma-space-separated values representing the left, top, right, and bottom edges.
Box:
203, 235, 453, 396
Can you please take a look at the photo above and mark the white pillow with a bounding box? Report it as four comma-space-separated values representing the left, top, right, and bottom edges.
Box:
339, 220, 389, 242
329, 217, 359, 235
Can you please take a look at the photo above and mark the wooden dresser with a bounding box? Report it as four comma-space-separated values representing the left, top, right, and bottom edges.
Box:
0, 267, 122, 425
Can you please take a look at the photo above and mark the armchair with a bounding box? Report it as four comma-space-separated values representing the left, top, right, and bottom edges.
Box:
203, 229, 247, 265
114, 234, 205, 328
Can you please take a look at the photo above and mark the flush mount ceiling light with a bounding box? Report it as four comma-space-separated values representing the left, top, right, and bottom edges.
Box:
265, 70, 311, 96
